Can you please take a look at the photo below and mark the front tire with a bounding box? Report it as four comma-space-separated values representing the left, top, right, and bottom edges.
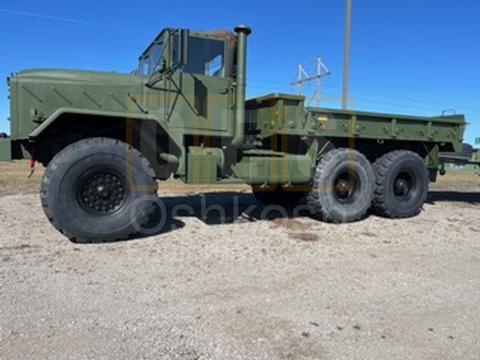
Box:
306, 148, 375, 223
41, 137, 158, 243
372, 150, 429, 218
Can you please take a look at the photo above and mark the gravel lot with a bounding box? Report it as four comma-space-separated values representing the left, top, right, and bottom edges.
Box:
1, 162, 480, 359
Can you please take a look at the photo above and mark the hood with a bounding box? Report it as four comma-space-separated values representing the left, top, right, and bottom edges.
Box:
9, 68, 144, 139
16, 68, 141, 86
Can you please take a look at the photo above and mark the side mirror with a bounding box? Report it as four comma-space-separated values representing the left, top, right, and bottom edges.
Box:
178, 29, 189, 66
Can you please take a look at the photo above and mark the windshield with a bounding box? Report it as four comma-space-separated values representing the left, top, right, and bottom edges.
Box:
139, 40, 165, 76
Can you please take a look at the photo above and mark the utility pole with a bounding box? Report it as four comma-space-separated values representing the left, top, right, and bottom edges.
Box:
291, 57, 331, 106
342, 0, 352, 110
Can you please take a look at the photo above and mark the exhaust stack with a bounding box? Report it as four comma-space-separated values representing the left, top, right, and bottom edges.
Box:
232, 24, 252, 146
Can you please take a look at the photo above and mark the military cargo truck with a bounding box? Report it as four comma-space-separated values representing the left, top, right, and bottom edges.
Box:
0, 25, 467, 242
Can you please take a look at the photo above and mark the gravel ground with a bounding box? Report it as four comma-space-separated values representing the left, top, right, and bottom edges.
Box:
1, 172, 480, 359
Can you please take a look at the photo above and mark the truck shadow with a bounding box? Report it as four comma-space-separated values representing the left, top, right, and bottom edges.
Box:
139, 192, 310, 239
426, 190, 480, 205
122, 190, 480, 242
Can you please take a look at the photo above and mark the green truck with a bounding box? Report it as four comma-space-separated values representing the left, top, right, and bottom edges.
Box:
0, 25, 467, 242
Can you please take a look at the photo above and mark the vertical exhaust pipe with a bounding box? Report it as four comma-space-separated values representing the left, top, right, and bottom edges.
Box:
232, 24, 252, 146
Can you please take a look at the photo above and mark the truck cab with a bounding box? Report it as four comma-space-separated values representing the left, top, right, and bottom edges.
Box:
138, 28, 237, 135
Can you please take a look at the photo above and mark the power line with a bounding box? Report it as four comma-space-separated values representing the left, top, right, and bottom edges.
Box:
0, 7, 148, 33
0, 27, 140, 50
249, 77, 480, 112
249, 80, 479, 115
347, 73, 480, 103
0, 58, 130, 71
318, 83, 480, 114
249, 74, 480, 114
2, 7, 477, 102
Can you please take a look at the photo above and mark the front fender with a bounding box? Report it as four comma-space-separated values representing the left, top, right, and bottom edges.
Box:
29, 107, 182, 150
29, 107, 159, 138
29, 107, 185, 173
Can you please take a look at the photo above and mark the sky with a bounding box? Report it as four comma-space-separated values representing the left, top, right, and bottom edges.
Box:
0, 0, 479, 144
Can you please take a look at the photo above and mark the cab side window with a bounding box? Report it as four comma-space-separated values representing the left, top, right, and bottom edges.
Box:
183, 37, 225, 77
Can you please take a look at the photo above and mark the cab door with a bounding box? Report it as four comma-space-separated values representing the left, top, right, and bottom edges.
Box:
169, 35, 234, 134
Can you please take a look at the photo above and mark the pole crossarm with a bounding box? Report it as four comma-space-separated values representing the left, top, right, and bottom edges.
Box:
291, 57, 331, 104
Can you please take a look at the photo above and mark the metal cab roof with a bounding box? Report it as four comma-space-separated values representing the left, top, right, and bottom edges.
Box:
139, 28, 236, 60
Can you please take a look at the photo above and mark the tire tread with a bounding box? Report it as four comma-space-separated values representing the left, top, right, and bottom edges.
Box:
41, 137, 157, 243
372, 150, 429, 218
306, 148, 374, 223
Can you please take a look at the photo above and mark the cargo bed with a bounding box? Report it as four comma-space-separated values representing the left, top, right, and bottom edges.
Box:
247, 93, 466, 153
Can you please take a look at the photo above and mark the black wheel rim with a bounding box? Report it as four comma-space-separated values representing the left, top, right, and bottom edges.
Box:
333, 169, 360, 204
393, 170, 416, 201
77, 170, 128, 215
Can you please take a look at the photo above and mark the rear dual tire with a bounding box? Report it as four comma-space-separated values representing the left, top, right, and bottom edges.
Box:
306, 148, 429, 223
372, 150, 429, 218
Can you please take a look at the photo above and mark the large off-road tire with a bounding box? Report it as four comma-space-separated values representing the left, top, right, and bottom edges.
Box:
372, 150, 429, 218
41, 137, 158, 243
252, 185, 307, 207
306, 148, 375, 223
